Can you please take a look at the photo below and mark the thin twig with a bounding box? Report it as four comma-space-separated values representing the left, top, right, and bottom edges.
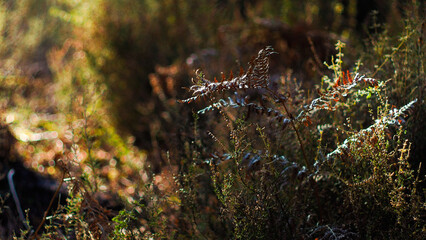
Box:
372, 32, 411, 78
307, 36, 325, 76
31, 171, 66, 239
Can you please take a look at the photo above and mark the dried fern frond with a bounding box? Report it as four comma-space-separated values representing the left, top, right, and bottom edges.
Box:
326, 99, 418, 160
296, 72, 378, 122
197, 95, 247, 114
197, 94, 291, 129
179, 46, 276, 103
238, 151, 307, 185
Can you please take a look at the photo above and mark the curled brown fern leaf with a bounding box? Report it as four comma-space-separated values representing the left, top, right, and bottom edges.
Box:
179, 46, 276, 103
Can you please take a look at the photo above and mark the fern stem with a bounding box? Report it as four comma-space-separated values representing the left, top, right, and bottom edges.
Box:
282, 102, 311, 170
279, 97, 324, 221
268, 90, 311, 170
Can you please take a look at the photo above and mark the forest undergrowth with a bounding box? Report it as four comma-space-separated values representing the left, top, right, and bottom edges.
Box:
0, 0, 424, 239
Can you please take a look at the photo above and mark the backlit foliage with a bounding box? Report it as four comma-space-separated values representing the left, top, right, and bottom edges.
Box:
0, 0, 424, 239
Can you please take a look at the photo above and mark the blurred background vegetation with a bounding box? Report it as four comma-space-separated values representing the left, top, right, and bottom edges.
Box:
0, 0, 424, 239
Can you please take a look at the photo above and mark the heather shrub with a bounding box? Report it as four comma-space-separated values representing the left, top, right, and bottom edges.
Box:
179, 36, 423, 238
0, 0, 424, 239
